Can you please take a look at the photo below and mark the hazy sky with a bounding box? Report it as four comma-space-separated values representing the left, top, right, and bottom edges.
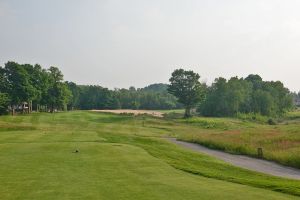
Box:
0, 0, 299, 91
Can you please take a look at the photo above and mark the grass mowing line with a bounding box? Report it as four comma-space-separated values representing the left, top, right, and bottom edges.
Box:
98, 131, 300, 197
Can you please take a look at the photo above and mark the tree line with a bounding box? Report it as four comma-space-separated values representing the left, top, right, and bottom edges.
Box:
67, 83, 182, 110
0, 62, 71, 114
0, 61, 182, 115
168, 69, 295, 118
0, 62, 295, 117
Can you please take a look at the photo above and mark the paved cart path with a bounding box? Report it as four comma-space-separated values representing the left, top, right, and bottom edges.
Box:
168, 138, 300, 180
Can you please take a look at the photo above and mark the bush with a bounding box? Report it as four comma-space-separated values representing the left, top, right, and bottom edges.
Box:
182, 118, 229, 130
236, 112, 268, 124
267, 118, 277, 125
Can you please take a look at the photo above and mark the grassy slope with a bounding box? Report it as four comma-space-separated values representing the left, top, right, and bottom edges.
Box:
0, 111, 299, 199
175, 111, 300, 168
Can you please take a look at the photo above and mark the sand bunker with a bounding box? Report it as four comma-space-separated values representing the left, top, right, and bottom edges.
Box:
91, 109, 164, 118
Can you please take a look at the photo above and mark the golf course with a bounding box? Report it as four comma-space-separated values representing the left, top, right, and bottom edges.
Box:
2, 1, 300, 199
1, 111, 300, 200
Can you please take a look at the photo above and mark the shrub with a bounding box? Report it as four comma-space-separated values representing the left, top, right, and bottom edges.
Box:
267, 118, 277, 125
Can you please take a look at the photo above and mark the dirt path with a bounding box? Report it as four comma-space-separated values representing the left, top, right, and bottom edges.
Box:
91, 109, 164, 117
168, 138, 300, 180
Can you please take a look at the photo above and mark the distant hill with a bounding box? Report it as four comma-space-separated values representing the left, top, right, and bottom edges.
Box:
141, 83, 168, 93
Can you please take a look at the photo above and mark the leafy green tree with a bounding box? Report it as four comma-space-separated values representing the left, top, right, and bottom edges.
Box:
245, 74, 263, 90
261, 81, 293, 115
3, 62, 36, 112
199, 74, 293, 117
0, 93, 9, 114
168, 69, 205, 117
47, 67, 72, 112
0, 66, 9, 114
77, 85, 116, 110
251, 90, 275, 116
226, 77, 252, 115
23, 64, 50, 109
199, 77, 229, 116
0, 67, 7, 92
142, 83, 168, 93
66, 81, 81, 110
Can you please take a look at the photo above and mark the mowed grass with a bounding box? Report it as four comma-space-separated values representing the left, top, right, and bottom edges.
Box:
0, 111, 300, 199
175, 111, 300, 168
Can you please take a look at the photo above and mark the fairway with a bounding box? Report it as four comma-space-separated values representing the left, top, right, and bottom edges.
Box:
0, 111, 300, 199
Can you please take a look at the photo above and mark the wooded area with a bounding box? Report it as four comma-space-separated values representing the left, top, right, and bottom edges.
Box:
199, 74, 294, 117
0, 62, 71, 114
0, 62, 296, 117
0, 61, 182, 115
168, 70, 294, 117
68, 83, 182, 111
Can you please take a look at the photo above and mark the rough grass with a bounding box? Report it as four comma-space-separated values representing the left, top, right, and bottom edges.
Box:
176, 111, 300, 168
0, 111, 300, 199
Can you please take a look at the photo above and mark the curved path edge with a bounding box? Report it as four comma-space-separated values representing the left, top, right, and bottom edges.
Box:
167, 138, 300, 180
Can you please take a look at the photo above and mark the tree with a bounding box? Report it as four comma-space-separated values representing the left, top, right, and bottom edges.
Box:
245, 74, 263, 90
0, 93, 9, 115
262, 81, 293, 115
0, 67, 8, 114
110, 84, 181, 110
198, 77, 232, 117
142, 83, 168, 93
66, 81, 81, 110
3, 62, 36, 113
0, 67, 7, 93
23, 64, 50, 109
47, 67, 72, 112
199, 74, 293, 117
252, 90, 275, 116
226, 77, 252, 115
168, 69, 205, 117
